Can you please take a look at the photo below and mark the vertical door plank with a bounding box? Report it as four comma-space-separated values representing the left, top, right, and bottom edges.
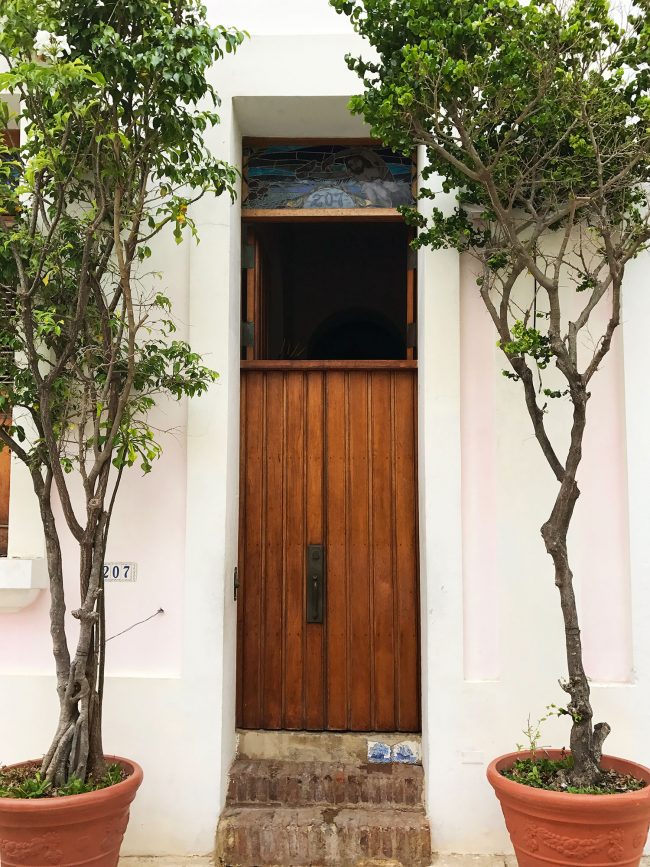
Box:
261, 372, 285, 728
369, 372, 397, 730
305, 372, 325, 730
406, 266, 415, 362
394, 371, 420, 730
284, 372, 306, 728
253, 234, 265, 360
236, 378, 247, 724
245, 228, 256, 362
325, 371, 348, 730
347, 371, 372, 730
239, 372, 265, 728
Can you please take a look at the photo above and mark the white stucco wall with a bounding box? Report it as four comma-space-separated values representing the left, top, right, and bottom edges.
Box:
0, 7, 375, 858
423, 236, 644, 853
0, 1, 649, 858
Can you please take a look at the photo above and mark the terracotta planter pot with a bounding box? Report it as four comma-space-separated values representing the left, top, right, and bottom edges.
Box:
487, 750, 650, 867
0, 755, 143, 866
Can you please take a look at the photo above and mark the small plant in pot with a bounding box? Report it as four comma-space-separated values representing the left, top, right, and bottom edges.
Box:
332, 0, 650, 863
0, 1, 244, 864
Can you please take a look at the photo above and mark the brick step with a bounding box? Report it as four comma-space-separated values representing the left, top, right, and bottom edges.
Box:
227, 759, 425, 808
215, 805, 432, 867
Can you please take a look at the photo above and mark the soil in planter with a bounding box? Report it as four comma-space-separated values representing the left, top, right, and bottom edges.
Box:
0, 761, 126, 799
502, 752, 647, 794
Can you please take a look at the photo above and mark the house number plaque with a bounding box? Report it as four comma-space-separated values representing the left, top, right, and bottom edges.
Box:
103, 562, 137, 583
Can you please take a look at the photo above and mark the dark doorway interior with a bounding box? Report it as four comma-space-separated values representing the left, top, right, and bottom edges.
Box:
249, 222, 409, 360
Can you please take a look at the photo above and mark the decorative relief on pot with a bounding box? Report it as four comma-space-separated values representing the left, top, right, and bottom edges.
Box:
100, 809, 130, 851
0, 833, 64, 865
524, 826, 624, 861
606, 830, 625, 862
524, 826, 539, 852
632, 825, 650, 851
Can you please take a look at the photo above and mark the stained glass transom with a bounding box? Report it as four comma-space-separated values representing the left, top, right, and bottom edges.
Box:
242, 144, 415, 210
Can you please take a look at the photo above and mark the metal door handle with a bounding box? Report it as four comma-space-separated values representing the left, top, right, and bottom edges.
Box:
307, 545, 325, 623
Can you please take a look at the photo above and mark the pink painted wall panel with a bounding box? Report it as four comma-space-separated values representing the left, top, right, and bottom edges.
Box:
460, 255, 499, 681
574, 324, 633, 682
0, 420, 187, 677
459, 262, 633, 685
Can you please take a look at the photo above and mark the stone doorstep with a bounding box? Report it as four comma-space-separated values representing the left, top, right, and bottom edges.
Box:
118, 859, 502, 867
236, 730, 422, 766
119, 859, 650, 867
227, 759, 425, 808
217, 748, 431, 867
120, 860, 213, 866
118, 861, 492, 867
215, 805, 431, 867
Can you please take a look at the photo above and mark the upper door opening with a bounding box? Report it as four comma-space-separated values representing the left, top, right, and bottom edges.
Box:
242, 221, 413, 362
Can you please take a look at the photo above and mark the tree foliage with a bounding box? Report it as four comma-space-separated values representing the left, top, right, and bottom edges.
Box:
0, 0, 244, 785
333, 0, 650, 786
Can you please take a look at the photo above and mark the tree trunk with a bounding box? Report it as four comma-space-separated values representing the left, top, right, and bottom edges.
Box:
35, 475, 71, 706
41, 512, 108, 785
540, 397, 610, 787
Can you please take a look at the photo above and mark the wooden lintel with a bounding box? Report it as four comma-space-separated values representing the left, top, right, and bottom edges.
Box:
241, 359, 417, 371
241, 208, 404, 223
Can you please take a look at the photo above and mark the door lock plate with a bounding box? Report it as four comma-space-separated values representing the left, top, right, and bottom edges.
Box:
307, 544, 325, 623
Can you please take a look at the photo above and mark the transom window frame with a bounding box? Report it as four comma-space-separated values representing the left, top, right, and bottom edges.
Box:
241, 137, 417, 223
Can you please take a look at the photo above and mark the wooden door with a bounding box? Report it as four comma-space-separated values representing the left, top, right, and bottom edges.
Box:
236, 360, 420, 732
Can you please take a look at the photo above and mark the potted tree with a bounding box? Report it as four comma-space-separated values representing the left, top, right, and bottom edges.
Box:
332, 0, 650, 863
0, 0, 244, 864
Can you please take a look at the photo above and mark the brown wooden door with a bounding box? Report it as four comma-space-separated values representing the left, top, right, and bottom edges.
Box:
236, 361, 420, 732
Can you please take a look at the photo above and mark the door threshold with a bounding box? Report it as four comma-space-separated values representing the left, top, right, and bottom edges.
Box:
236, 729, 422, 765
